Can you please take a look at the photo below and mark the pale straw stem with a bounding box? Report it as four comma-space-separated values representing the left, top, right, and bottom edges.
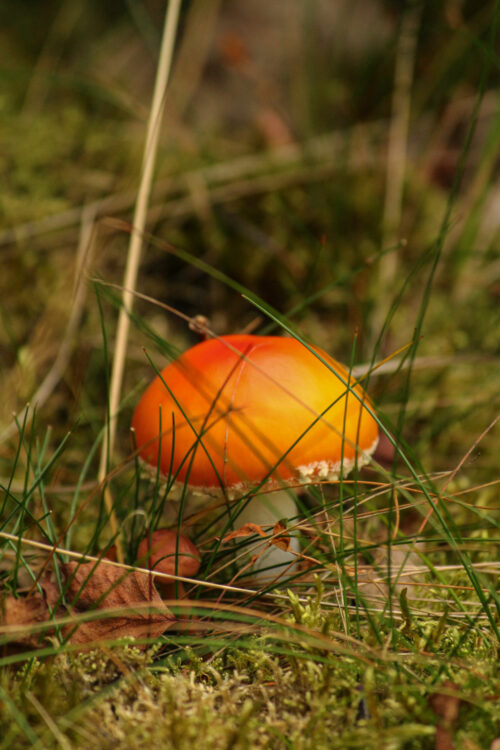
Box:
97, 0, 183, 560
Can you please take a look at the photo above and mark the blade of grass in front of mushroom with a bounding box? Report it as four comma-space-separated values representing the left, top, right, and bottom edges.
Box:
124, 288, 378, 548
345, 330, 371, 639
333, 328, 359, 637
242, 295, 500, 634
147, 405, 190, 601
140, 347, 262, 590
94, 225, 496, 636
116, 247, 434, 604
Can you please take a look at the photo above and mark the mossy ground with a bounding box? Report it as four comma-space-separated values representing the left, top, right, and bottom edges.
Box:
1, 597, 498, 750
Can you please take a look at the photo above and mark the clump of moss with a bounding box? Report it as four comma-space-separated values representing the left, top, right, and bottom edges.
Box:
1, 590, 499, 750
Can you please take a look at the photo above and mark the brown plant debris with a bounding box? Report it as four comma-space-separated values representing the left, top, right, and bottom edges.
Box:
429, 681, 461, 750
1, 560, 174, 650
1, 590, 56, 648
221, 521, 290, 551
271, 520, 290, 551
221, 523, 267, 544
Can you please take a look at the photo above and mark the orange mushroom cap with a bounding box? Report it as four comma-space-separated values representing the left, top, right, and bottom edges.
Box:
136, 529, 201, 579
131, 335, 378, 494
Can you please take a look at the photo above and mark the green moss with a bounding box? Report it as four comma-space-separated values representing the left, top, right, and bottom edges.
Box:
1, 625, 498, 750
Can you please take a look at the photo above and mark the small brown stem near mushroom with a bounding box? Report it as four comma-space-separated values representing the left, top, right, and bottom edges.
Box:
189, 314, 211, 340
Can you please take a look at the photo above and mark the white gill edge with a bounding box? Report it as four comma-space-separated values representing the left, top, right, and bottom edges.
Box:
138, 435, 380, 501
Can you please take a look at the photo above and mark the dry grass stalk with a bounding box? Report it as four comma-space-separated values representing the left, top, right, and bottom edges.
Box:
97, 0, 183, 561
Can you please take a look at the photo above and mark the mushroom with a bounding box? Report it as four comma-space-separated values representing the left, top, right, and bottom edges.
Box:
131, 335, 378, 581
105, 529, 200, 598
136, 528, 201, 598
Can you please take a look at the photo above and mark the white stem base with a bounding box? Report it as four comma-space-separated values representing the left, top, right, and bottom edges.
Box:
234, 490, 301, 583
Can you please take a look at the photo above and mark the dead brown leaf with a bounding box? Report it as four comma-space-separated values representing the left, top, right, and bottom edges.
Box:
56, 562, 174, 645
220, 520, 291, 553
1, 589, 58, 647
1, 560, 175, 650
271, 520, 290, 551
221, 523, 267, 544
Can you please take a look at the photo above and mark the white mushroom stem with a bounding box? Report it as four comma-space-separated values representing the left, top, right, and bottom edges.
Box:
234, 490, 301, 582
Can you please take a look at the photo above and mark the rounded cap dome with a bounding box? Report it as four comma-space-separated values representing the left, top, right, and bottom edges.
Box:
136, 529, 201, 578
131, 335, 378, 494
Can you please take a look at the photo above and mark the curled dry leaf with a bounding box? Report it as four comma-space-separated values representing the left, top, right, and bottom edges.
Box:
271, 520, 290, 552
1, 560, 174, 650
221, 523, 267, 544
221, 521, 290, 552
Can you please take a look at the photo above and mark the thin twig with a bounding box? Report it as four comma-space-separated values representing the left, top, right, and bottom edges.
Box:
0, 530, 250, 596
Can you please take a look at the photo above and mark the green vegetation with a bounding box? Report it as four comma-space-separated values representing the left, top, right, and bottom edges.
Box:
1, 1, 499, 748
